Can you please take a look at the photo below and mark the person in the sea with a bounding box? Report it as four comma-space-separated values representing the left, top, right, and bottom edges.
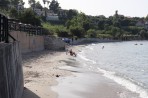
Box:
69, 49, 77, 57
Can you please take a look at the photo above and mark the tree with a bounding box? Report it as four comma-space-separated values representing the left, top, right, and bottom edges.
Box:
69, 13, 90, 31
97, 15, 106, 19
11, 0, 20, 5
19, 8, 41, 26
49, 0, 61, 13
113, 20, 120, 27
145, 15, 148, 21
69, 26, 84, 38
0, 0, 10, 9
67, 13, 90, 37
19, 0, 25, 5
106, 26, 122, 39
98, 19, 105, 30
120, 18, 131, 26
35, 1, 43, 9
9, 7, 18, 18
67, 9, 78, 20
139, 30, 148, 39
59, 9, 78, 23
42, 0, 50, 8
87, 29, 97, 38
28, 0, 36, 8
55, 28, 69, 37
43, 0, 46, 8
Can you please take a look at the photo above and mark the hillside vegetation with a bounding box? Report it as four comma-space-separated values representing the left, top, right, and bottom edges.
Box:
1, 0, 148, 40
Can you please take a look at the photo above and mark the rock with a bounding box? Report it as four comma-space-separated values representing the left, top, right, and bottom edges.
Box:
56, 75, 60, 77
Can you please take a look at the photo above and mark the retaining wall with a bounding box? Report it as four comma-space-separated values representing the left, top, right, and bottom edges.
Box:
0, 41, 24, 98
44, 36, 66, 50
10, 31, 44, 53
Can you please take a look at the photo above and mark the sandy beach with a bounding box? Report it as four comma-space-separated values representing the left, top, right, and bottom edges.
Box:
21, 45, 140, 98
21, 50, 72, 98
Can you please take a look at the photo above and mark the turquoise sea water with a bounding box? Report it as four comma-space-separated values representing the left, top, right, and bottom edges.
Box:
77, 41, 148, 98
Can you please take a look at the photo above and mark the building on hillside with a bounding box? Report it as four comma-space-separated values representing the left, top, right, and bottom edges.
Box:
7, 2, 24, 12
17, 2, 24, 12
46, 10, 59, 21
145, 21, 148, 30
46, 14, 59, 21
136, 20, 148, 30
32, 8, 59, 21
136, 20, 145, 27
32, 8, 45, 16
87, 16, 99, 26
126, 16, 133, 19
58, 9, 68, 17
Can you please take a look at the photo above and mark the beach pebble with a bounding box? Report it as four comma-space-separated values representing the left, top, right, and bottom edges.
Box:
56, 75, 60, 77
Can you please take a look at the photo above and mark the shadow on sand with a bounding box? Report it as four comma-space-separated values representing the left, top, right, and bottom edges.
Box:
22, 88, 40, 98
22, 50, 65, 64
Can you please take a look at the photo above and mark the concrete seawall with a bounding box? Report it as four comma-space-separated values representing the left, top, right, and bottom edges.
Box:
0, 42, 24, 98
10, 31, 44, 53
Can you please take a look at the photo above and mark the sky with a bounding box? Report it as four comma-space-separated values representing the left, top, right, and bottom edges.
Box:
23, 0, 148, 17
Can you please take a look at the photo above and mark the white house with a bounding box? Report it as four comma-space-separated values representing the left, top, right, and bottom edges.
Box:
17, 2, 24, 11
46, 15, 59, 21
31, 8, 59, 21
46, 10, 59, 21
7, 2, 24, 11
33, 8, 45, 16
136, 20, 145, 27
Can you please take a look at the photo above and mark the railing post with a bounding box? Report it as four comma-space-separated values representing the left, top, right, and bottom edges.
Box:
2, 16, 5, 41
0, 14, 1, 42
5, 17, 9, 43
0, 14, 10, 43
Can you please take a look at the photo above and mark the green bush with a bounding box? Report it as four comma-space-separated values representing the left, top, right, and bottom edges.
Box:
86, 29, 97, 38
69, 26, 84, 38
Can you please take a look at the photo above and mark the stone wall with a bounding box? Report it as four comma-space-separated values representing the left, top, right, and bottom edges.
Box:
0, 41, 24, 98
10, 31, 44, 53
44, 36, 66, 50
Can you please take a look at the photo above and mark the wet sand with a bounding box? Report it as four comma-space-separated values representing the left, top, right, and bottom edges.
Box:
22, 45, 140, 98
53, 66, 140, 98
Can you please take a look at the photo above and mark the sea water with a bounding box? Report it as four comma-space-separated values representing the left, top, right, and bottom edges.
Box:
77, 41, 148, 98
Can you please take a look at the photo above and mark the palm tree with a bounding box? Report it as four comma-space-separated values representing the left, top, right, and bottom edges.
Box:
28, 0, 36, 9
42, 0, 50, 8
46, 0, 50, 7
43, 0, 46, 8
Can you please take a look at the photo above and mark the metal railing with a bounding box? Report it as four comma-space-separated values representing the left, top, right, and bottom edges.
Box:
0, 14, 9, 43
8, 19, 43, 36
0, 13, 44, 43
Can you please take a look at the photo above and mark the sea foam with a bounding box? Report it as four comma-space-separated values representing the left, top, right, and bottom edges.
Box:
78, 54, 96, 64
97, 67, 148, 98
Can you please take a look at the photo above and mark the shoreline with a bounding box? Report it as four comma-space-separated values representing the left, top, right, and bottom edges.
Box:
21, 44, 141, 98
52, 66, 140, 98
